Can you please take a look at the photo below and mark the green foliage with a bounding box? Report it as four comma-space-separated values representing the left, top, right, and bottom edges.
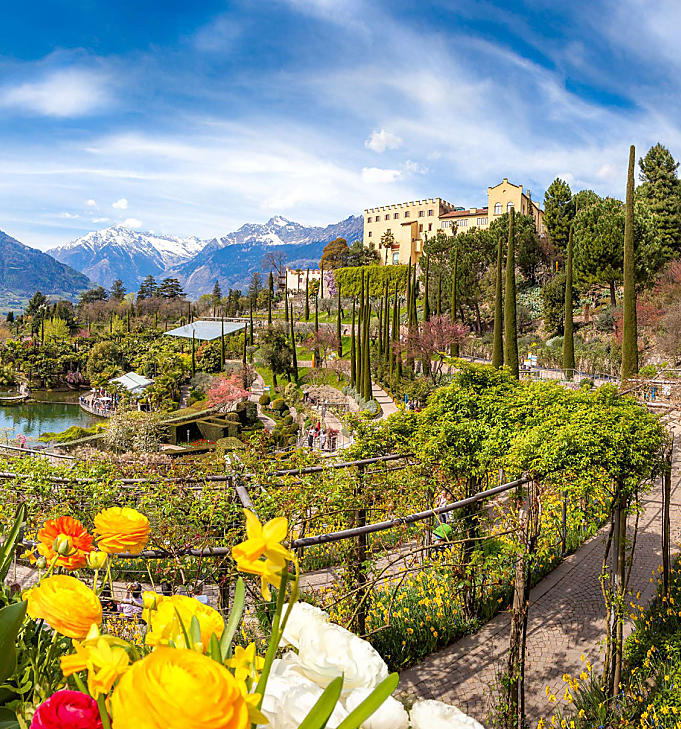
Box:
86, 340, 122, 385
489, 212, 543, 283
346, 240, 380, 267
271, 398, 286, 411
541, 273, 576, 336
103, 410, 167, 452
333, 266, 407, 298
38, 423, 107, 443
259, 393, 271, 406
320, 238, 350, 270
503, 209, 519, 377
544, 177, 574, 253
622, 145, 639, 379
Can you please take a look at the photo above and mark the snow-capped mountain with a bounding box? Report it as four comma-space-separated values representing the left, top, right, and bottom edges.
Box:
171, 215, 363, 296
49, 227, 205, 292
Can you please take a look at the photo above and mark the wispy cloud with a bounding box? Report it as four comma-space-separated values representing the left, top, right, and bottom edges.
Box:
112, 198, 128, 210
365, 129, 403, 153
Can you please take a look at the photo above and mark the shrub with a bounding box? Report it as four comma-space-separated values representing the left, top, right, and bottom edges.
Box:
282, 414, 293, 426
259, 393, 271, 406
224, 412, 241, 423
271, 398, 286, 411
103, 411, 167, 453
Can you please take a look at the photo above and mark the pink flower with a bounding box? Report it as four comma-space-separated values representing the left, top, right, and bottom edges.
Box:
31, 691, 103, 729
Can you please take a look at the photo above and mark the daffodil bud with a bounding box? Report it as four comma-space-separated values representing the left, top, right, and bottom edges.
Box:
53, 534, 72, 556
142, 591, 159, 611
36, 556, 47, 570
87, 551, 108, 569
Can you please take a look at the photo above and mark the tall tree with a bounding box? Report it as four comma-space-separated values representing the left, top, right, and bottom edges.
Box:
544, 178, 574, 253
350, 298, 357, 387
110, 279, 126, 301
489, 212, 543, 284
289, 303, 298, 382
503, 208, 519, 378
492, 230, 504, 368
212, 280, 222, 313
267, 271, 273, 326
304, 270, 310, 321
637, 142, 681, 257
423, 256, 431, 321
562, 226, 575, 377
320, 237, 349, 270
137, 275, 158, 300
622, 145, 638, 380
450, 243, 459, 357
158, 278, 184, 299
336, 282, 342, 357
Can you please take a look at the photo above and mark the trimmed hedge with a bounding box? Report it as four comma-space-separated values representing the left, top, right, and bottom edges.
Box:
259, 393, 271, 406
334, 265, 408, 297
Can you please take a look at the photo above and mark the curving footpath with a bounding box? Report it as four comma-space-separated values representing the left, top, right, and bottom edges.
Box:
399, 426, 681, 725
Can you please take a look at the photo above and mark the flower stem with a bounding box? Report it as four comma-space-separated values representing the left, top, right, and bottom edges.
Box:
96, 694, 112, 729
254, 571, 289, 706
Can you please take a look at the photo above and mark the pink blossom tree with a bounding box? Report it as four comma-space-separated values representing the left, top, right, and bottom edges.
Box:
207, 373, 250, 407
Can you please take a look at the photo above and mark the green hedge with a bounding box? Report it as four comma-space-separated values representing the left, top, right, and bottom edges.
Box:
334, 265, 408, 297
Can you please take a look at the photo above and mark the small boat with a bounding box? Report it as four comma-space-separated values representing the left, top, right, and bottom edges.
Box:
0, 393, 30, 405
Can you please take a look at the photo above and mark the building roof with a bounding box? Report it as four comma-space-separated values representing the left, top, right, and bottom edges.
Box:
440, 207, 489, 219
165, 320, 246, 341
110, 371, 154, 394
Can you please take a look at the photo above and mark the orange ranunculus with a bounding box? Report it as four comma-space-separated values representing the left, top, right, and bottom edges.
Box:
110, 647, 250, 729
37, 516, 94, 571
27, 575, 102, 639
94, 507, 150, 555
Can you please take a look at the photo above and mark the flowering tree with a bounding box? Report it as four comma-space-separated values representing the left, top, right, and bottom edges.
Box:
304, 329, 340, 368
207, 373, 249, 407
399, 315, 467, 383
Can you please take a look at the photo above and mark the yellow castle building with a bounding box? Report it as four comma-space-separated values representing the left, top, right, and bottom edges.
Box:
363, 178, 546, 265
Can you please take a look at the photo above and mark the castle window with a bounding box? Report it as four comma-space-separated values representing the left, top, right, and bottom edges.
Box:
367, 217, 372, 223
419, 210, 425, 217
494, 203, 502, 215
392, 252, 399, 264
404, 210, 410, 218
368, 231, 372, 237
394, 212, 399, 219
477, 217, 488, 226
428, 223, 433, 231
419, 224, 423, 232
507, 201, 514, 212
385, 214, 390, 221
428, 209, 434, 216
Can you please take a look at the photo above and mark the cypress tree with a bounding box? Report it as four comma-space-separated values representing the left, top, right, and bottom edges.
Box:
267, 271, 273, 326
241, 327, 247, 382
411, 263, 418, 325
424, 256, 431, 321
437, 268, 442, 317
220, 317, 225, 372
249, 299, 254, 345
492, 226, 505, 368
284, 288, 289, 323
350, 298, 357, 387
450, 243, 459, 357
336, 283, 342, 357
406, 261, 412, 322
290, 303, 298, 382
363, 284, 371, 400
377, 294, 383, 356
357, 276, 364, 388
314, 292, 319, 333
393, 284, 402, 379
503, 207, 519, 378
191, 331, 196, 377
562, 226, 575, 378
320, 263, 324, 299
622, 144, 639, 380
383, 280, 390, 361
304, 269, 310, 321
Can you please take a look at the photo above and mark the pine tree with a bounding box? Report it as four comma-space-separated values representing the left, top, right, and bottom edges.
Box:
424, 256, 431, 322
638, 143, 681, 256
503, 208, 519, 378
622, 145, 639, 380
110, 279, 126, 301
450, 243, 459, 357
304, 270, 310, 321
492, 230, 504, 368
543, 178, 574, 253
267, 272, 273, 326
336, 283, 342, 357
562, 226, 575, 378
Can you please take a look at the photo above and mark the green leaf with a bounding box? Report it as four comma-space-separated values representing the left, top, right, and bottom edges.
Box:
0, 506, 26, 583
189, 615, 202, 648
336, 673, 399, 729
208, 633, 222, 663
0, 601, 26, 685
296, 677, 343, 729
220, 577, 245, 658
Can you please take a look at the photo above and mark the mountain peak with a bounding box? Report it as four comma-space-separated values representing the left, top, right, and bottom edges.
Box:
268, 215, 292, 227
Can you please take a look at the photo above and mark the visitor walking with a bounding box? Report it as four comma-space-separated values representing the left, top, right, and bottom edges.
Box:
307, 427, 315, 448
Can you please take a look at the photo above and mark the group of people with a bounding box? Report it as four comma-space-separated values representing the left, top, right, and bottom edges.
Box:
306, 421, 334, 451
108, 580, 209, 618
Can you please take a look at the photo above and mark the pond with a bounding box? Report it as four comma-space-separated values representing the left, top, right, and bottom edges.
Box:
0, 391, 101, 444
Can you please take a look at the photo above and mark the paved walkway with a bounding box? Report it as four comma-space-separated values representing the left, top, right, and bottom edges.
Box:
399, 432, 681, 725
372, 383, 399, 419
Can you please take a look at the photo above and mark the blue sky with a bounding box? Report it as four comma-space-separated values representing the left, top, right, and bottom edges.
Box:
2, 0, 680, 250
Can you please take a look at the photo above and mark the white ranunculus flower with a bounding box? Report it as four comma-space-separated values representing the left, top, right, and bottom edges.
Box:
296, 620, 389, 693
410, 699, 485, 729
343, 687, 409, 729
259, 658, 349, 729
281, 601, 330, 649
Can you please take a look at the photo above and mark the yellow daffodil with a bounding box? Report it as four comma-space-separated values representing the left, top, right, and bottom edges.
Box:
60, 624, 130, 696
232, 510, 294, 570
227, 643, 265, 683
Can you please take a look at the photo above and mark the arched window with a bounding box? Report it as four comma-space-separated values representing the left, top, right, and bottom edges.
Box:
507, 201, 514, 212
494, 203, 502, 215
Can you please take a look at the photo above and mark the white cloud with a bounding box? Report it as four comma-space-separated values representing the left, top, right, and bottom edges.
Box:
123, 217, 142, 228
92, 217, 110, 223
404, 160, 428, 175
57, 212, 79, 219
86, 199, 97, 207
112, 198, 128, 210
0, 68, 109, 118
365, 129, 403, 153
361, 167, 402, 184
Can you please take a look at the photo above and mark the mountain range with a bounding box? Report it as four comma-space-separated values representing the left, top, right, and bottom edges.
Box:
49, 215, 363, 297
0, 230, 90, 305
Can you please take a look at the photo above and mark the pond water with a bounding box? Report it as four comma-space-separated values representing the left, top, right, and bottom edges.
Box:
0, 391, 101, 444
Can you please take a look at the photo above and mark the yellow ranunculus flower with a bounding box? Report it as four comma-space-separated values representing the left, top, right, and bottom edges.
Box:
60, 624, 130, 696
94, 507, 150, 555
27, 575, 102, 639
144, 595, 224, 651
110, 647, 250, 729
